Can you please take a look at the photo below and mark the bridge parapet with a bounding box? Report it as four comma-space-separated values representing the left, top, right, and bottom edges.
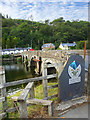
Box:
21, 50, 71, 62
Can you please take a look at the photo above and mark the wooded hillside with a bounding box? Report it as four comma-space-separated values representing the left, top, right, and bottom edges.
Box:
2, 16, 89, 49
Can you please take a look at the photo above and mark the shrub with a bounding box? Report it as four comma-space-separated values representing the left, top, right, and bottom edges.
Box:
2, 54, 11, 58
17, 57, 22, 63
57, 47, 62, 50
46, 48, 55, 50
70, 46, 76, 50
76, 41, 85, 49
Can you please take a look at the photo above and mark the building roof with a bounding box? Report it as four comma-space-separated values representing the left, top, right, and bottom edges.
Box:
15, 48, 24, 50
2, 47, 29, 52
42, 43, 55, 49
61, 43, 76, 47
2, 49, 15, 52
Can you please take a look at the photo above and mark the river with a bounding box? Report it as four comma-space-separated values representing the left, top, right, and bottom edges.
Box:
2, 61, 38, 93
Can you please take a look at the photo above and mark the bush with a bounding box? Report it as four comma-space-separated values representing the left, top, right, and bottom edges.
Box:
46, 48, 55, 50
17, 57, 22, 63
57, 47, 62, 50
76, 41, 85, 49
86, 40, 90, 49
70, 46, 76, 50
35, 46, 39, 50
2, 54, 11, 58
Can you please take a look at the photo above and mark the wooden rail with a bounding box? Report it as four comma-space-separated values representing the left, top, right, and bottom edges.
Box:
47, 94, 58, 100
0, 74, 57, 89
18, 82, 34, 101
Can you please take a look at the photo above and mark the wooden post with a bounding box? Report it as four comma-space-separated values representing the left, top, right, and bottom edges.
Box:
48, 103, 53, 116
29, 84, 35, 99
42, 61, 48, 99
0, 66, 7, 113
18, 101, 28, 118
18, 82, 34, 118
84, 41, 86, 60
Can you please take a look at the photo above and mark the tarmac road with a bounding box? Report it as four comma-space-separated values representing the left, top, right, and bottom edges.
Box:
59, 103, 89, 118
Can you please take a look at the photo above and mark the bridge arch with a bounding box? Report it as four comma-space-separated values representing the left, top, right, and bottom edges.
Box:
43, 58, 60, 73
21, 50, 69, 75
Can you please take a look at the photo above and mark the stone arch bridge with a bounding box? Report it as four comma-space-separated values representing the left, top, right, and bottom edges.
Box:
21, 50, 84, 76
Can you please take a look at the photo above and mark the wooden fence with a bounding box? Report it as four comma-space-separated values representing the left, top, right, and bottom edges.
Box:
0, 62, 58, 119
0, 66, 7, 119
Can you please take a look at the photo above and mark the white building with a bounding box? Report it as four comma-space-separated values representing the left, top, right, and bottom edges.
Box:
2, 48, 29, 55
59, 43, 76, 50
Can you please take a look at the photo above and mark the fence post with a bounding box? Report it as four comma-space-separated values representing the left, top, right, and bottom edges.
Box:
42, 61, 48, 99
29, 84, 35, 99
18, 100, 28, 118
0, 66, 7, 113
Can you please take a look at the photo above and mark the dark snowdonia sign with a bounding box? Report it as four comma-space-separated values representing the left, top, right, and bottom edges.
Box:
59, 55, 85, 101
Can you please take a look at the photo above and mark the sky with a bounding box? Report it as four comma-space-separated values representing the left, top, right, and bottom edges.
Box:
0, 0, 89, 22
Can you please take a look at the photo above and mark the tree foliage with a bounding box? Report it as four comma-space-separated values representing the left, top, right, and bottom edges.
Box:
2, 16, 88, 49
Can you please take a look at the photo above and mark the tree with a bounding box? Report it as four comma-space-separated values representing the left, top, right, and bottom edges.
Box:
13, 37, 18, 47
2, 16, 88, 49
76, 41, 85, 49
50, 17, 65, 25
45, 19, 49, 25
6, 38, 10, 48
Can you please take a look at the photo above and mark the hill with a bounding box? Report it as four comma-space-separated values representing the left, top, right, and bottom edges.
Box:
2, 15, 88, 49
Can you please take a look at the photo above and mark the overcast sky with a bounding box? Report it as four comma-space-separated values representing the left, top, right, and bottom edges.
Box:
0, 0, 89, 22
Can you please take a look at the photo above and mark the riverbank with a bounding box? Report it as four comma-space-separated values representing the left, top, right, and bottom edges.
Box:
2, 54, 13, 61
2, 54, 22, 62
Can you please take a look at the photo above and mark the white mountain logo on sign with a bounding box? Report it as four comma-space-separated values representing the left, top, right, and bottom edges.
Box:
68, 61, 81, 84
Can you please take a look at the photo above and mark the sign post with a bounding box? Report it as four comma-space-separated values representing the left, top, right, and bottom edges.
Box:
59, 55, 85, 101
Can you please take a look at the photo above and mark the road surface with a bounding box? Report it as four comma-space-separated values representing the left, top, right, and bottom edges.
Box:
59, 103, 89, 118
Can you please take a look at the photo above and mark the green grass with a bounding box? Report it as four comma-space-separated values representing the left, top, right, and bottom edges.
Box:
6, 82, 58, 118
0, 102, 3, 114
35, 82, 58, 101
